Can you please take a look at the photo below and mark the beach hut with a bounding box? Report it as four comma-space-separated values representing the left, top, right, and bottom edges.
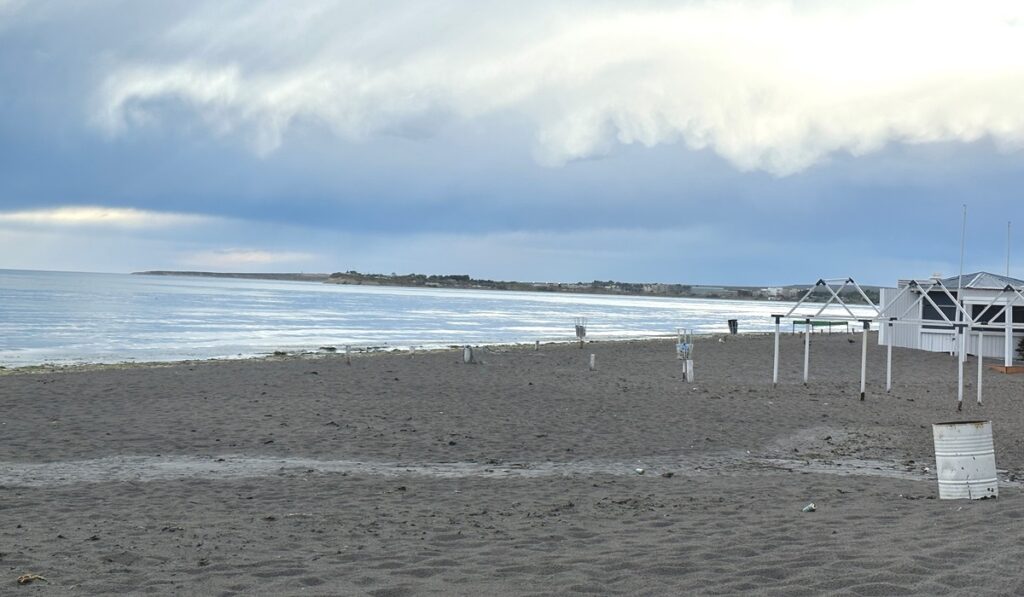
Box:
878, 272, 1024, 364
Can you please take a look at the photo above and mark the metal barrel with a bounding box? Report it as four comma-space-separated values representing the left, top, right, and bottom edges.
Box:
932, 420, 998, 500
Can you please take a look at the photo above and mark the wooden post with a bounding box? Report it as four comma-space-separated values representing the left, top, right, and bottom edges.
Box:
886, 318, 894, 393
772, 315, 781, 387
345, 345, 351, 366
860, 320, 869, 401
977, 330, 984, 405
803, 318, 811, 385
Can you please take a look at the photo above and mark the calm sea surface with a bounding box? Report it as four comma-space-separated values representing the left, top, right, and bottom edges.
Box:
0, 270, 871, 367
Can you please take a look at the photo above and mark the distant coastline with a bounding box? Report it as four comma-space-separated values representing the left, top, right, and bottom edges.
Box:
133, 270, 881, 304
134, 271, 330, 283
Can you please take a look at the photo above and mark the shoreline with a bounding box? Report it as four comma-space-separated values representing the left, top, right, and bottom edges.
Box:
1, 332, 735, 376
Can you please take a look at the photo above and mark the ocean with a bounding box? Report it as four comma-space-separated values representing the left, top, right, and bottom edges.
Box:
0, 269, 872, 367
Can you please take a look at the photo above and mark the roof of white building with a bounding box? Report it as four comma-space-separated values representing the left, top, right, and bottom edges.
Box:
939, 271, 1024, 289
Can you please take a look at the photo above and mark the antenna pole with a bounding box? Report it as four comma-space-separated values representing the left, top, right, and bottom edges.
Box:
958, 205, 966, 292
957, 205, 966, 362
1008, 221, 1012, 277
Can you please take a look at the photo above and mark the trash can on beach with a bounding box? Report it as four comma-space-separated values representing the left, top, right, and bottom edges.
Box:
727, 319, 739, 335
932, 420, 998, 500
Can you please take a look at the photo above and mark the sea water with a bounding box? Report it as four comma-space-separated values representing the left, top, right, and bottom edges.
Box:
0, 269, 873, 367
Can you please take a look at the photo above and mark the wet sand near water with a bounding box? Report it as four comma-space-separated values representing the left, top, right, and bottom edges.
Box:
3, 333, 1024, 595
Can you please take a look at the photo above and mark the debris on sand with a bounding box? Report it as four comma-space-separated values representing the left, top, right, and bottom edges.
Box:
17, 574, 47, 585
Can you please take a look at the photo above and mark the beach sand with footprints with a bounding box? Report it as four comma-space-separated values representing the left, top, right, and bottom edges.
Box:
3, 332, 1024, 595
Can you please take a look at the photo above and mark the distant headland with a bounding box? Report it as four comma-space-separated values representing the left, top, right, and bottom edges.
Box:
132, 270, 881, 304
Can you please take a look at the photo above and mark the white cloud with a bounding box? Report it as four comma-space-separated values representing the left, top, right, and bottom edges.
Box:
0, 209, 321, 273
0, 206, 215, 228
92, 1, 1024, 174
179, 248, 315, 268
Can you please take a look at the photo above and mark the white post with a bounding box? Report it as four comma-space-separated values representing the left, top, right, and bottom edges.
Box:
961, 327, 968, 363
977, 330, 984, 405
803, 318, 811, 385
1006, 303, 1013, 367
886, 319, 893, 393
772, 315, 781, 387
589, 353, 596, 371
860, 320, 868, 401
957, 326, 965, 411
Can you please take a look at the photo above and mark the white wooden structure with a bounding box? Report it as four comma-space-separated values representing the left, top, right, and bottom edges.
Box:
878, 272, 1024, 365
771, 278, 879, 400
775, 273, 1021, 410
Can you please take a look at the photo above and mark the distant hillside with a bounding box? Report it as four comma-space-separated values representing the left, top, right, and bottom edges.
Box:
133, 270, 881, 304
133, 271, 330, 283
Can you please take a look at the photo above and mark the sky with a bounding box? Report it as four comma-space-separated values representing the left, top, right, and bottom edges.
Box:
2, 0, 1024, 286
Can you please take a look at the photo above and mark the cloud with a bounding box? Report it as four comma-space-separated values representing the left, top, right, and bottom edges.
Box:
0, 206, 216, 228
91, 1, 1024, 174
0, 206, 320, 273
178, 248, 315, 268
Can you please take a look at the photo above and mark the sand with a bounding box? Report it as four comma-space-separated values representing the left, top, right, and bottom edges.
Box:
3, 332, 1024, 595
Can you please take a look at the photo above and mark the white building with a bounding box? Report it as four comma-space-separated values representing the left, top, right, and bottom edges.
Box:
878, 271, 1024, 362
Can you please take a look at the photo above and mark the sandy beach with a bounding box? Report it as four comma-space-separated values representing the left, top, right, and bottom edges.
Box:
3, 332, 1024, 595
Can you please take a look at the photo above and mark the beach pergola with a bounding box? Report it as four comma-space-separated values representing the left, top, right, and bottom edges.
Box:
775, 275, 1024, 410
878, 277, 1024, 409
770, 278, 879, 399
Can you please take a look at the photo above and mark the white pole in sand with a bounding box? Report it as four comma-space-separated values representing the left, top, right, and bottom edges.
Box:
860, 320, 869, 401
957, 324, 965, 411
886, 318, 894, 393
977, 329, 984, 405
803, 318, 811, 385
1005, 299, 1014, 367
772, 315, 781, 387
589, 353, 596, 371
